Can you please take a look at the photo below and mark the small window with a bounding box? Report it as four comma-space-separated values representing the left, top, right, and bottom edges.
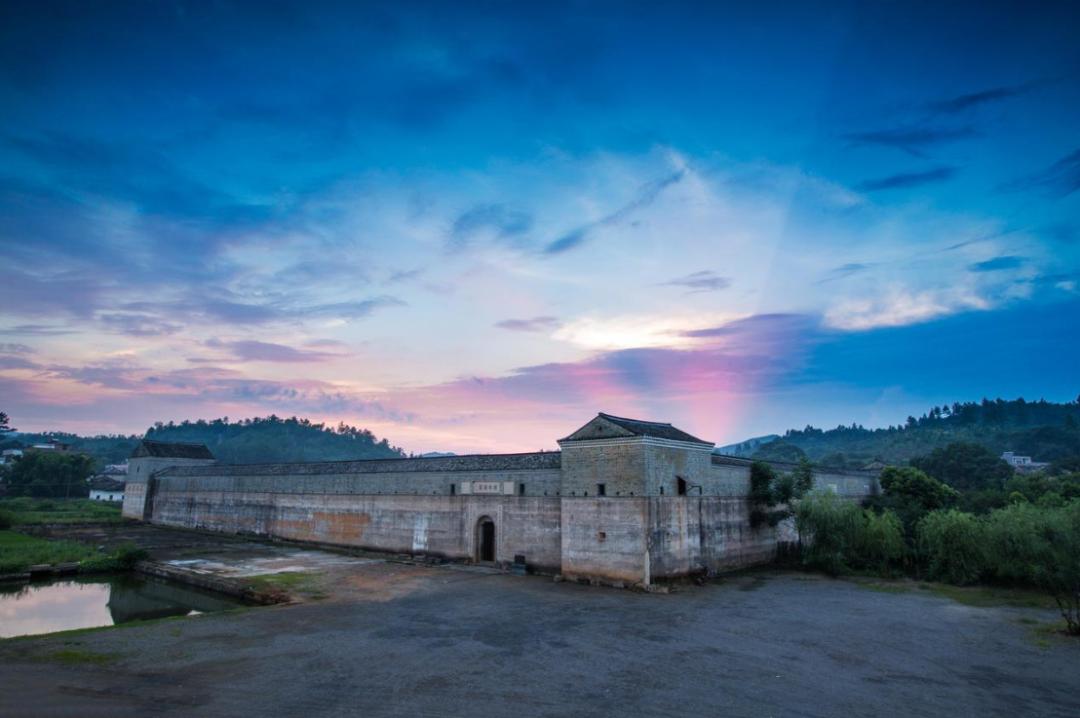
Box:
659, 486, 664, 495
519, 483, 525, 496
677, 477, 688, 496
450, 484, 456, 495
597, 483, 606, 496
597, 531, 607, 542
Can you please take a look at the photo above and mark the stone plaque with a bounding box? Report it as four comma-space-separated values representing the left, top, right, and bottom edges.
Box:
471, 481, 504, 494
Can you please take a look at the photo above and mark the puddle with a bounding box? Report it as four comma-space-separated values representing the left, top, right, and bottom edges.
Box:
0, 574, 248, 638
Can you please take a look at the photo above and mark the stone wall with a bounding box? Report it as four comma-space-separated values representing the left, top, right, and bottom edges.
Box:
129, 444, 879, 586
148, 487, 564, 571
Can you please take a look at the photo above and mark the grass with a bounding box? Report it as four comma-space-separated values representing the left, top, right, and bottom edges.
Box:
918, 582, 1058, 610
245, 571, 328, 600
42, 648, 118, 665
0, 530, 146, 574
0, 498, 123, 526
0, 530, 98, 574
852, 576, 1058, 610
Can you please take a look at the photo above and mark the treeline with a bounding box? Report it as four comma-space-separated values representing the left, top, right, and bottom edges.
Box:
787, 463, 1080, 634
145, 415, 405, 464
751, 396, 1080, 467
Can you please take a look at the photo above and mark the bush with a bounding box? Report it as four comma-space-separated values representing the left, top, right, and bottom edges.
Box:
0, 509, 13, 530
917, 510, 986, 585
796, 492, 904, 576
79, 542, 149, 572
854, 510, 906, 576
983, 501, 1080, 634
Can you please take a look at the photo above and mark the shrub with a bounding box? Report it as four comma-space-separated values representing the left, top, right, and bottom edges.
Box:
79, 542, 149, 572
854, 509, 906, 576
0, 509, 13, 530
983, 501, 1080, 634
917, 510, 986, 585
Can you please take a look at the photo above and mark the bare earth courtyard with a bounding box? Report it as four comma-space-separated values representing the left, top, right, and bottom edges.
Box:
0, 527, 1076, 718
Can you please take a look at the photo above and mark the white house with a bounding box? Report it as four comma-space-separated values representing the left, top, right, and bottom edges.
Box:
88, 476, 125, 503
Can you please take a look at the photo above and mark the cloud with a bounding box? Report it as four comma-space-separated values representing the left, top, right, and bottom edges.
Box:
494, 316, 561, 332
856, 167, 956, 192
544, 170, 685, 254
817, 263, 875, 284
928, 83, 1033, 114
969, 255, 1025, 272
1005, 148, 1080, 197
3, 131, 269, 223
824, 287, 990, 331
97, 313, 183, 337
661, 270, 731, 293
842, 127, 977, 157
0, 325, 76, 336
449, 204, 533, 249
206, 339, 342, 363
0, 267, 103, 319
0, 343, 33, 354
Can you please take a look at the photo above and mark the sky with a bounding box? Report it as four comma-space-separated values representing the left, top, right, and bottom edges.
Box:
1, 0, 1078, 453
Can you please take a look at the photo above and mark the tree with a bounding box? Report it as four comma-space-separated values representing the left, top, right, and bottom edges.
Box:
869, 466, 958, 537
910, 442, 1013, 492
4, 451, 93, 498
0, 411, 14, 434
751, 440, 806, 463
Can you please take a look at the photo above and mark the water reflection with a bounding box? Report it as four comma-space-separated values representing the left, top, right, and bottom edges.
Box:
0, 574, 245, 638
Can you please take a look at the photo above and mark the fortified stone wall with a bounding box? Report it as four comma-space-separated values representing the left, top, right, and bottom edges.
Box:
129, 439, 879, 585
148, 489, 564, 571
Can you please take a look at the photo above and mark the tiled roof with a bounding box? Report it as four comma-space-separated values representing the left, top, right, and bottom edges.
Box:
131, 440, 215, 460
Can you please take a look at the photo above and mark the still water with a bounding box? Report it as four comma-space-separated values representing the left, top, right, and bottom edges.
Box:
0, 574, 246, 638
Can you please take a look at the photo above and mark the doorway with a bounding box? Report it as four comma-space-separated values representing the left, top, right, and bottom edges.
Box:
476, 516, 495, 562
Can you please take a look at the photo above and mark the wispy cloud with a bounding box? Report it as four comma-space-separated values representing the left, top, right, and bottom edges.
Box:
206, 339, 343, 363
660, 270, 731, 293
824, 287, 990, 331
969, 255, 1025, 272
449, 203, 533, 250
494, 316, 561, 332
842, 126, 977, 157
817, 263, 875, 284
1004, 148, 1080, 197
544, 170, 685, 254
856, 167, 956, 192
928, 83, 1034, 114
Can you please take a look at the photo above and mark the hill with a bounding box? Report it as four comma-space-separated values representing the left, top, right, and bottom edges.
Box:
739, 397, 1080, 469
2, 416, 406, 467
144, 416, 405, 464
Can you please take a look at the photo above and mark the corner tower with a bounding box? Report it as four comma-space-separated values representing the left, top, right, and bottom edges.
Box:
123, 440, 216, 520
557, 413, 714, 497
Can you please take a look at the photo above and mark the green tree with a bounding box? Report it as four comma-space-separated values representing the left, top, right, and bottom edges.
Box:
0, 411, 14, 434
751, 440, 807, 463
869, 466, 958, 537
916, 510, 986, 584
5, 452, 94, 498
983, 502, 1080, 634
910, 442, 1013, 491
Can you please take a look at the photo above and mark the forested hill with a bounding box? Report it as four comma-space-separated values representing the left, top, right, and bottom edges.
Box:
3, 416, 406, 467
144, 417, 405, 464
743, 397, 1080, 469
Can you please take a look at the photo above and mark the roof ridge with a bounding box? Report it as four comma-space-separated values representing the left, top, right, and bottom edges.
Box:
598, 412, 674, 427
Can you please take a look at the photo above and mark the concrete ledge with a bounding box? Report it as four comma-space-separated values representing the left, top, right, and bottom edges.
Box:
133, 560, 289, 605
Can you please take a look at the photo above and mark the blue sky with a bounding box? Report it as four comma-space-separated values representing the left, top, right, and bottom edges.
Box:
1, 0, 1078, 451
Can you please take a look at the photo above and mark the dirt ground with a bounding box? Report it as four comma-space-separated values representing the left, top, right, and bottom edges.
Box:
1, 526, 1078, 717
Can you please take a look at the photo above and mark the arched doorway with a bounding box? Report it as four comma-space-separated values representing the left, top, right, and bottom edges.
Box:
476, 516, 495, 563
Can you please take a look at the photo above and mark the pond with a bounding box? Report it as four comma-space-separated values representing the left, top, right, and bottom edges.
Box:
0, 574, 248, 638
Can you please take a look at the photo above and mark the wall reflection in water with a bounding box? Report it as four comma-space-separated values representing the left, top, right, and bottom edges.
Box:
0, 574, 245, 638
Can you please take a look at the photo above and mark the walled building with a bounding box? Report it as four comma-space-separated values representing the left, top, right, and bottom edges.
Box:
123, 413, 878, 585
